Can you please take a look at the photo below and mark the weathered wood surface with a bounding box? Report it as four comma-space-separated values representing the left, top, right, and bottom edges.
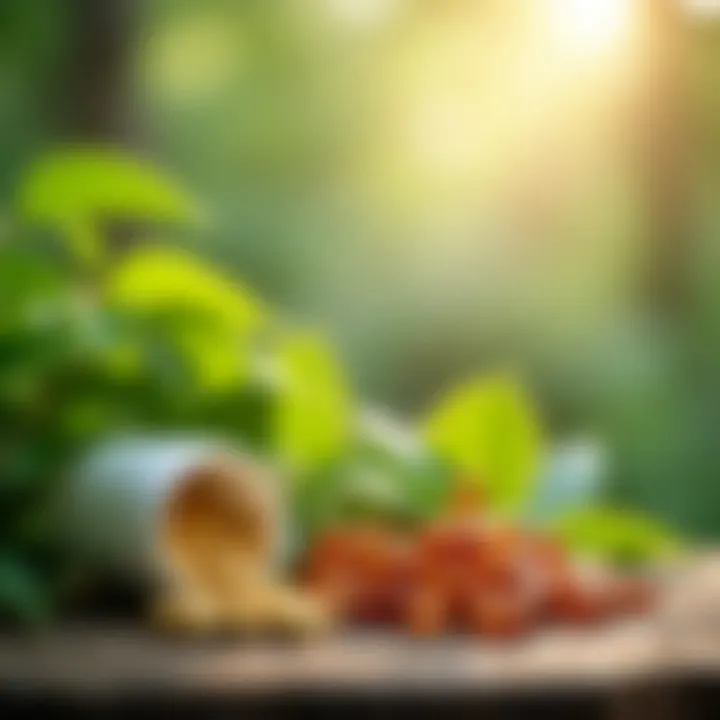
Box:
0, 621, 663, 697
0, 554, 719, 699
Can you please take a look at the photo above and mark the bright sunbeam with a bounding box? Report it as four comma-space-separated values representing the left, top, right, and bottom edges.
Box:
548, 0, 633, 57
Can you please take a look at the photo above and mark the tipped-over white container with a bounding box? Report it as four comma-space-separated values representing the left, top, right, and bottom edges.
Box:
56, 436, 287, 589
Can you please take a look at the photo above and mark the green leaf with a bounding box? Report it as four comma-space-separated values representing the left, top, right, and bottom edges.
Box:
424, 373, 544, 513
109, 247, 265, 332
274, 331, 353, 473
17, 147, 200, 262
108, 248, 266, 391
176, 326, 246, 392
553, 506, 682, 566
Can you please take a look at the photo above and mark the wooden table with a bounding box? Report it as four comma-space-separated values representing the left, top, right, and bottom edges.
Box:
1, 555, 720, 718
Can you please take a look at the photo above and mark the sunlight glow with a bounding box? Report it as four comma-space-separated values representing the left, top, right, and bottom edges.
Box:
327, 0, 401, 28
548, 0, 633, 57
685, 0, 720, 17
408, 98, 480, 177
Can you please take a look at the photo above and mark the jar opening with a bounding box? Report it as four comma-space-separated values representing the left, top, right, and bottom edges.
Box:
159, 458, 276, 592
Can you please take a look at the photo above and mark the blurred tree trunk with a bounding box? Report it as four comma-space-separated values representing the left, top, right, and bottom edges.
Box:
58, 0, 136, 142
53, 0, 140, 255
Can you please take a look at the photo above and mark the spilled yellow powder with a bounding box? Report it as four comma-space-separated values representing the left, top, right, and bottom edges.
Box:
152, 459, 327, 636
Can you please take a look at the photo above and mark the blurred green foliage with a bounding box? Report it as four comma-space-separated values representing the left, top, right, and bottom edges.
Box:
0, 148, 351, 623
295, 408, 451, 544
19, 149, 200, 263
109, 246, 266, 391
0, 145, 676, 625
0, 0, 707, 622
3, 3, 719, 541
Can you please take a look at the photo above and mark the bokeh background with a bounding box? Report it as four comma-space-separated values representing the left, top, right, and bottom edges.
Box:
1, 0, 719, 538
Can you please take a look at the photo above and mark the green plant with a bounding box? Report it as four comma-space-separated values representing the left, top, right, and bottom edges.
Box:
421, 373, 681, 564
552, 506, 681, 567
18, 147, 200, 264
0, 146, 681, 626
294, 408, 452, 546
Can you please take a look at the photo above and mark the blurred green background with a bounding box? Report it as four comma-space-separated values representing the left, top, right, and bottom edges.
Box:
1, 0, 720, 538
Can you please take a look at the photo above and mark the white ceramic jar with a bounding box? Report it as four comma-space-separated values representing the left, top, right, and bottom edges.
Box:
56, 436, 286, 587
